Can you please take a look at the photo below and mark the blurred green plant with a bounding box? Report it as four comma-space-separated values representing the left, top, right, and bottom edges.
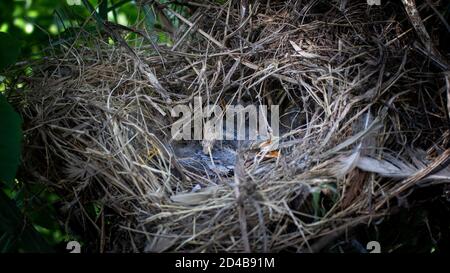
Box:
0, 30, 54, 252
0, 0, 189, 253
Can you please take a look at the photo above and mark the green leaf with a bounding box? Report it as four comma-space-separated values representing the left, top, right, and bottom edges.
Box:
311, 188, 321, 218
143, 5, 156, 31
82, 0, 104, 27
107, 0, 133, 12
0, 32, 21, 71
0, 190, 53, 253
98, 0, 108, 21
0, 94, 23, 187
0, 233, 16, 252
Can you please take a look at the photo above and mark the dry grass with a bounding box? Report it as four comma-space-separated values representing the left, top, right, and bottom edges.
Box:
11, 0, 450, 252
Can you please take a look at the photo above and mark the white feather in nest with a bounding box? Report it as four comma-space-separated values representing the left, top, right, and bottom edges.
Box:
170, 185, 220, 205
331, 111, 380, 178
356, 152, 450, 182
330, 92, 414, 178
334, 143, 450, 182
331, 110, 450, 182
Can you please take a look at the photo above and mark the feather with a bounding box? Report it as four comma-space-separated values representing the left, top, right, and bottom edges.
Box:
356, 150, 450, 182
355, 156, 412, 178
170, 186, 219, 205
332, 111, 377, 178
333, 151, 361, 178
324, 113, 382, 158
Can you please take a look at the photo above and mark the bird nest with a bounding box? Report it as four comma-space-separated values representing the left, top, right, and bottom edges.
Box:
12, 0, 450, 252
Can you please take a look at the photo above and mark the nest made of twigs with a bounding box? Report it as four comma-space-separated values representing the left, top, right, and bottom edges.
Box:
11, 0, 450, 252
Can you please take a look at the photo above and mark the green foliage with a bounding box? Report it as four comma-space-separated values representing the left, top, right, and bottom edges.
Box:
0, 2, 62, 252
0, 0, 151, 253
10, 184, 67, 246
0, 94, 22, 186
0, 71, 55, 252
0, 25, 55, 252
0, 0, 65, 58
0, 190, 53, 252
0, 32, 21, 71
311, 184, 338, 219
